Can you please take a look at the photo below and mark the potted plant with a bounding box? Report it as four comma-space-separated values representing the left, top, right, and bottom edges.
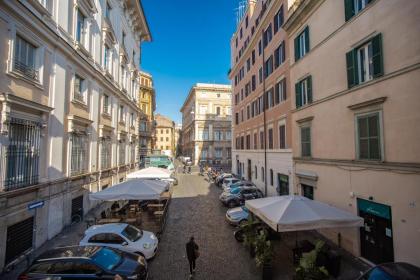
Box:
241, 217, 258, 257
295, 240, 329, 280
254, 230, 273, 280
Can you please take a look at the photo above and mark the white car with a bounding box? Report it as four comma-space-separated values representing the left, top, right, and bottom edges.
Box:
221, 178, 241, 189
80, 223, 158, 260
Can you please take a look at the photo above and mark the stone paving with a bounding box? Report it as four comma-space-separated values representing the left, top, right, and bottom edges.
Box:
148, 171, 261, 280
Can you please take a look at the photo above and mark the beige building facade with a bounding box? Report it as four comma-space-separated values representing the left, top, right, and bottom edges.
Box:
285, 0, 420, 266
139, 71, 156, 160
229, 0, 294, 196
154, 114, 175, 158
180, 83, 232, 166
0, 0, 150, 270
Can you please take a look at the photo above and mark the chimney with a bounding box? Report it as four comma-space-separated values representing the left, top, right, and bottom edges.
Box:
248, 0, 257, 18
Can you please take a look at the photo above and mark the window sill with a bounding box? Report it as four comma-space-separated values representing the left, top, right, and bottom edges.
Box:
119, 120, 126, 126
7, 71, 43, 90
74, 42, 92, 58
101, 112, 112, 119
71, 99, 88, 110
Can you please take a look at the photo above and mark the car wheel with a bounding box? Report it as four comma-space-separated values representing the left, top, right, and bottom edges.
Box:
234, 229, 245, 243
135, 252, 146, 258
228, 200, 236, 208
239, 220, 247, 226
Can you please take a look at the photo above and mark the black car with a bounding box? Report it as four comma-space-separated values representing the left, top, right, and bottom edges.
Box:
19, 245, 148, 280
219, 187, 264, 208
357, 262, 420, 280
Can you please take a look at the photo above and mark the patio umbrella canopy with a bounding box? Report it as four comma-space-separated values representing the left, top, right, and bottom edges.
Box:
245, 195, 364, 232
127, 167, 172, 179
89, 179, 169, 201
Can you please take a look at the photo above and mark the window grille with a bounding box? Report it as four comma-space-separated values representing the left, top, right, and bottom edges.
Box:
70, 133, 87, 175
101, 138, 111, 169
119, 141, 125, 165
4, 118, 41, 190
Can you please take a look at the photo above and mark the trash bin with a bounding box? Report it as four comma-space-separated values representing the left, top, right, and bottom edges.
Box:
326, 250, 341, 278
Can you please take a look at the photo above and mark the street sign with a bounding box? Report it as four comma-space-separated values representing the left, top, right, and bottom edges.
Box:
28, 200, 44, 210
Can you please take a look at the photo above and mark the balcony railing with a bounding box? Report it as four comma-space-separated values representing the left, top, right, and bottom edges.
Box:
13, 60, 38, 81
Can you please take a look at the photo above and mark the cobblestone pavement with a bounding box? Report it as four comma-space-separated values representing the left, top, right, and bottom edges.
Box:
148, 171, 260, 280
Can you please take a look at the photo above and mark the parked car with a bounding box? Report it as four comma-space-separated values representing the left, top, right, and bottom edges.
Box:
215, 173, 233, 186
223, 180, 256, 192
18, 245, 148, 280
80, 223, 158, 260
221, 177, 241, 189
225, 206, 250, 226
357, 262, 420, 280
219, 187, 263, 208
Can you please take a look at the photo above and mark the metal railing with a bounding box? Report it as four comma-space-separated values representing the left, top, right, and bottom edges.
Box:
13, 60, 38, 80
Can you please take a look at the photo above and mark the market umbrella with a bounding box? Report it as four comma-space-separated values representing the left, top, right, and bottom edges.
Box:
89, 179, 169, 201
127, 167, 172, 179
245, 195, 363, 232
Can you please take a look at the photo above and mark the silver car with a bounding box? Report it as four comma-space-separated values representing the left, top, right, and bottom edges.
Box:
225, 206, 250, 226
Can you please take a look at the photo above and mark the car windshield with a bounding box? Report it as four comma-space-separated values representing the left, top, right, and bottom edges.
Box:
241, 206, 248, 212
121, 225, 143, 242
230, 188, 241, 194
91, 247, 122, 270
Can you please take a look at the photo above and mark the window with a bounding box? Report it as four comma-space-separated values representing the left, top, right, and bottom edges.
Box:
263, 24, 272, 48
246, 135, 251, 150
214, 131, 222, 141
295, 76, 312, 108
258, 40, 262, 55
274, 6, 284, 34
302, 184, 314, 200
119, 105, 124, 122
240, 28, 243, 39
122, 31, 126, 49
279, 124, 286, 149
264, 55, 273, 78
253, 133, 257, 149
104, 45, 110, 69
166, 129, 169, 134
294, 26, 309, 61
260, 131, 264, 149
160, 137, 163, 141
14, 35, 38, 80
215, 148, 223, 159
216, 107, 221, 115
103, 94, 110, 114
252, 50, 255, 65
74, 75, 85, 102
275, 78, 287, 104
261, 167, 265, 182
247, 58, 251, 72
201, 149, 208, 159
345, 0, 373, 21
346, 34, 383, 88
357, 112, 381, 160
225, 131, 231, 140
268, 128, 273, 149
130, 113, 135, 127
246, 106, 250, 119
199, 105, 208, 115
118, 141, 125, 165
235, 113, 239, 125
254, 166, 257, 179
226, 148, 231, 158
4, 118, 41, 189
301, 126, 311, 157
251, 75, 256, 91
266, 88, 274, 109
202, 130, 209, 140
277, 174, 289, 195
274, 41, 285, 68
259, 67, 263, 84
70, 133, 87, 175
101, 138, 111, 169
105, 2, 112, 20
270, 169, 273, 186
76, 9, 86, 44
245, 16, 249, 28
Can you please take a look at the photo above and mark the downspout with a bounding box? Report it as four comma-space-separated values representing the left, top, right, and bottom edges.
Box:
262, 36, 268, 197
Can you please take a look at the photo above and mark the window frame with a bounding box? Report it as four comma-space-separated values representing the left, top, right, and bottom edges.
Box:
300, 125, 312, 158
355, 111, 383, 161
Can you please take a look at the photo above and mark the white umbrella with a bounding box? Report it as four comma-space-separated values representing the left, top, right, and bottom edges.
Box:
89, 179, 169, 201
127, 167, 172, 179
245, 195, 363, 232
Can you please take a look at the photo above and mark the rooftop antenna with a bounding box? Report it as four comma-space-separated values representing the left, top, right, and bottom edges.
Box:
234, 1, 248, 27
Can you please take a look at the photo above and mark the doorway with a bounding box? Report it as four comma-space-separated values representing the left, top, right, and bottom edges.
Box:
357, 198, 394, 264
6, 217, 34, 264
247, 159, 251, 181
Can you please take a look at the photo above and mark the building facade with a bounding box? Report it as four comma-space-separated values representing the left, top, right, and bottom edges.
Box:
229, 0, 294, 196
139, 71, 156, 160
285, 0, 420, 266
174, 123, 182, 157
0, 0, 150, 270
180, 83, 232, 167
154, 114, 175, 158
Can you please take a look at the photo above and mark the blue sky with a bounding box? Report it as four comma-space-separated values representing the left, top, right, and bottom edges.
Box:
141, 0, 239, 123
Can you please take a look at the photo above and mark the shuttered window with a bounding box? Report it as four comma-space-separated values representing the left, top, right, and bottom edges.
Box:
274, 41, 286, 68
346, 33, 383, 88
295, 76, 312, 108
275, 78, 287, 104
301, 126, 311, 157
294, 26, 309, 62
357, 112, 381, 160
345, 0, 374, 21
279, 125, 286, 149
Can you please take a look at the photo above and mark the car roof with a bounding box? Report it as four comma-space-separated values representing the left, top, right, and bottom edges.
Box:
85, 223, 129, 235
376, 262, 420, 280
36, 246, 101, 261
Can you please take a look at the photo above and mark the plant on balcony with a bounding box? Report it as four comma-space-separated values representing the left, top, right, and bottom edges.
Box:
295, 240, 329, 280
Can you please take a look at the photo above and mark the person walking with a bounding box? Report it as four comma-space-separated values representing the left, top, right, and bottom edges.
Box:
186, 236, 199, 277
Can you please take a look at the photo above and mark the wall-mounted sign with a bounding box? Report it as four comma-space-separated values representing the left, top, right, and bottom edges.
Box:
28, 201, 44, 210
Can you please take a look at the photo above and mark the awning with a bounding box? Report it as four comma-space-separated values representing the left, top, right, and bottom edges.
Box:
245, 195, 363, 232
89, 179, 169, 201
127, 167, 172, 179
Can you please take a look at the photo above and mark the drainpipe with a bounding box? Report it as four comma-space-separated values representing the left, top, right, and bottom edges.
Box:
262, 35, 268, 197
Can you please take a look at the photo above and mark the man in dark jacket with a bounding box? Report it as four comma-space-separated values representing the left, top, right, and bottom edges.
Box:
186, 236, 199, 277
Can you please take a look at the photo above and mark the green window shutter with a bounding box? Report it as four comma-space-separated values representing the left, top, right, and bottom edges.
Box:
371, 33, 384, 78
307, 76, 312, 103
346, 49, 358, 88
294, 36, 300, 62
295, 82, 302, 108
344, 0, 355, 21
304, 26, 310, 52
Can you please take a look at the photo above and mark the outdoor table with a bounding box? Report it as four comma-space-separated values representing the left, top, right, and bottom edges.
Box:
154, 210, 164, 216
97, 218, 121, 224
148, 203, 164, 211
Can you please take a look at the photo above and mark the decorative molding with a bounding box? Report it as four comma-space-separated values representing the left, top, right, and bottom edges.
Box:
348, 97, 387, 110
296, 116, 314, 124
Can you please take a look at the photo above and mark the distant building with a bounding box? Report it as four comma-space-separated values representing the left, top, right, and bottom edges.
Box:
174, 123, 183, 157
180, 83, 232, 166
154, 114, 176, 157
139, 71, 156, 160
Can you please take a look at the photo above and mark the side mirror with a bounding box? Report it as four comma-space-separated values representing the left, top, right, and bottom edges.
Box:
122, 241, 128, 246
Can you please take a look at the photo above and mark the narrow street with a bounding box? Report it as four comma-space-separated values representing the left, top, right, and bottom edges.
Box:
148, 170, 259, 280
